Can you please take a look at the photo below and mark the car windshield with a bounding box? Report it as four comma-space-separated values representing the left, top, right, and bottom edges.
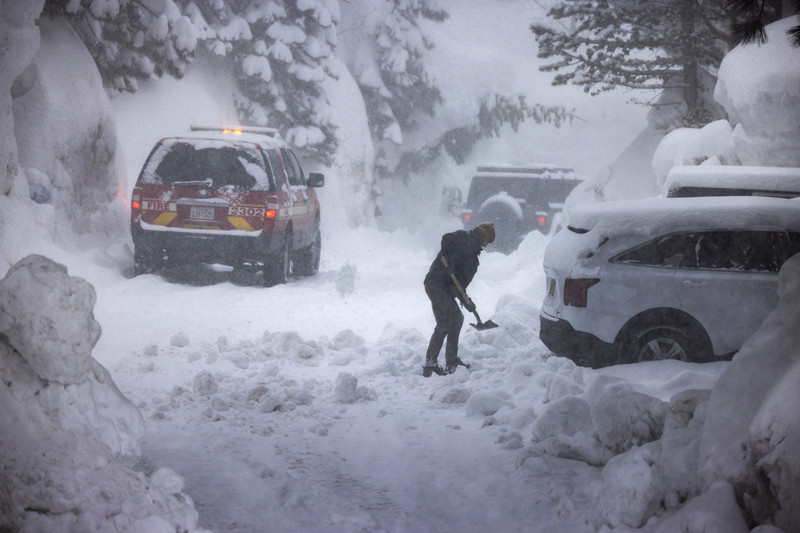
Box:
140, 141, 272, 190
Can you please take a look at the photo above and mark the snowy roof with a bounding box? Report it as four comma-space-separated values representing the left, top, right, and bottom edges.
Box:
665, 166, 800, 196
160, 128, 290, 152
546, 196, 800, 273
567, 196, 800, 237
475, 165, 582, 181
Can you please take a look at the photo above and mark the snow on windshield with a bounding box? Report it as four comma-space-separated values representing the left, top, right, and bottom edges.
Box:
140, 139, 272, 190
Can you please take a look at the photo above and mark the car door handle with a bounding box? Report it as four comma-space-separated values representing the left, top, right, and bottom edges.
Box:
681, 279, 709, 288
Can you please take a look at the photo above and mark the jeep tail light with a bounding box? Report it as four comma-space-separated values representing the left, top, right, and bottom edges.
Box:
131, 188, 142, 212
563, 278, 600, 307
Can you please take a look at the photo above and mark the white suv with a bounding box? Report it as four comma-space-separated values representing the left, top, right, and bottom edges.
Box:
539, 196, 800, 367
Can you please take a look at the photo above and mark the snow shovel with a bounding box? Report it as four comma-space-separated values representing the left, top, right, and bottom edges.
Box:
441, 256, 499, 331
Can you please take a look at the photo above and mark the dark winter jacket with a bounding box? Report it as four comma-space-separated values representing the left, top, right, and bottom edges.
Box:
424, 228, 483, 300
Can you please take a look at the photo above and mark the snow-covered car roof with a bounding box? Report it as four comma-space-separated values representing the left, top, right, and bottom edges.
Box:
546, 196, 800, 273
665, 165, 800, 197
159, 128, 291, 152
567, 196, 800, 237
475, 165, 582, 181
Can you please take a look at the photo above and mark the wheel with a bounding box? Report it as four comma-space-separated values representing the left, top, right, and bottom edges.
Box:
292, 227, 321, 276
617, 310, 713, 364
263, 233, 291, 286
631, 327, 691, 362
133, 246, 161, 276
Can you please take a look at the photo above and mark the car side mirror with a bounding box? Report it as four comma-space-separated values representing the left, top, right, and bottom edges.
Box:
307, 172, 325, 188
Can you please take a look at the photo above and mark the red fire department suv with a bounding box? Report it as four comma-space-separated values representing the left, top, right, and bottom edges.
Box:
130, 126, 324, 285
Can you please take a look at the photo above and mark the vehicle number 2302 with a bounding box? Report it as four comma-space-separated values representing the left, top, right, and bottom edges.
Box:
228, 206, 267, 217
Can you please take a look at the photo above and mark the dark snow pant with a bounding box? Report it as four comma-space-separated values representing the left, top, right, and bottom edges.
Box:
424, 281, 464, 368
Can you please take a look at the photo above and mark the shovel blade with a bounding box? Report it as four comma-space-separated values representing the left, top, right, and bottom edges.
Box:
471, 319, 499, 331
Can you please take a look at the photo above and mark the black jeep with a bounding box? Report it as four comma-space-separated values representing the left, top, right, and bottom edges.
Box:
461, 166, 583, 252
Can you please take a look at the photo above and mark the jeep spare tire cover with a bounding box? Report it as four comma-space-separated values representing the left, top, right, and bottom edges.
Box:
478, 193, 524, 245
479, 192, 523, 220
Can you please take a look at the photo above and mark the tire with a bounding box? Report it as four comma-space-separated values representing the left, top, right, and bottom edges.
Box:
133, 246, 161, 276
621, 322, 712, 364
629, 326, 691, 362
292, 227, 321, 277
263, 233, 291, 286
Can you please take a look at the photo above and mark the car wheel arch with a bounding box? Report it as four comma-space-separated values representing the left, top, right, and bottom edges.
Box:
615, 308, 713, 363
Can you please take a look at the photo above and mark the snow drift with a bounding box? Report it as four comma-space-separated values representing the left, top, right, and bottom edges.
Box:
0, 255, 206, 533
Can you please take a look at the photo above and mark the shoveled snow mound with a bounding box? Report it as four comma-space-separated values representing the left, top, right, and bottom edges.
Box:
698, 253, 800, 531
0, 255, 207, 533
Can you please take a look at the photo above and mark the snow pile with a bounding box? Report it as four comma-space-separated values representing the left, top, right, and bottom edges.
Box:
699, 253, 800, 531
652, 18, 800, 181
0, 255, 206, 533
12, 18, 127, 241
505, 254, 800, 531
650, 120, 737, 185
596, 18, 800, 204
714, 18, 800, 167
1, 11, 127, 274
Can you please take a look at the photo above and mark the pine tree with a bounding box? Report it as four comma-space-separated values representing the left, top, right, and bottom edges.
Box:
728, 0, 800, 46
187, 0, 340, 164
44, 0, 198, 93
344, 0, 447, 176
531, 0, 736, 128
394, 94, 575, 178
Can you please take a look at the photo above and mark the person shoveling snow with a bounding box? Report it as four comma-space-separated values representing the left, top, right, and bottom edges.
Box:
422, 222, 498, 377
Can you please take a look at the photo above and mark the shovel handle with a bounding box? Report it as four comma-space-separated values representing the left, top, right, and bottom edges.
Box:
440, 256, 475, 310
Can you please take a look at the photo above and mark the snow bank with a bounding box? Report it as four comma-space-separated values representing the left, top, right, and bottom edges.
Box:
509, 252, 800, 531
714, 18, 800, 167
0, 255, 206, 533
698, 253, 800, 531
0, 0, 43, 197
12, 17, 126, 239
651, 120, 736, 185
1, 7, 127, 273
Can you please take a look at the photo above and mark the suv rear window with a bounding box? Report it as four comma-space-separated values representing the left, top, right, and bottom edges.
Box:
141, 141, 273, 191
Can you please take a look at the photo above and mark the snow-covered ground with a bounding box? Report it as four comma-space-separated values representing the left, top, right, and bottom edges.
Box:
3, 227, 738, 532
2, 2, 800, 532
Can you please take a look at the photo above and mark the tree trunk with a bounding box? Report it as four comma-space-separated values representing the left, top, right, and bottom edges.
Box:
680, 0, 700, 125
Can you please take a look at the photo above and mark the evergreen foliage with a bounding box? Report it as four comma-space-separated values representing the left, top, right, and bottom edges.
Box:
729, 0, 800, 46
353, 0, 448, 178
42, 1, 576, 180
44, 0, 198, 93
531, 0, 735, 128
187, 0, 340, 164
394, 94, 575, 178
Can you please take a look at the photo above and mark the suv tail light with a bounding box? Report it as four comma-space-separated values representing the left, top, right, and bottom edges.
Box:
131, 188, 142, 212
563, 278, 600, 307
266, 197, 280, 220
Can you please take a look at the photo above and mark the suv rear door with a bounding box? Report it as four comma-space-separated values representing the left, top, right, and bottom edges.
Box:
674, 230, 782, 354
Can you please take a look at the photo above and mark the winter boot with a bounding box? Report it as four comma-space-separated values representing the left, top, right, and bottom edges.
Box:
422, 364, 447, 377
445, 357, 471, 374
